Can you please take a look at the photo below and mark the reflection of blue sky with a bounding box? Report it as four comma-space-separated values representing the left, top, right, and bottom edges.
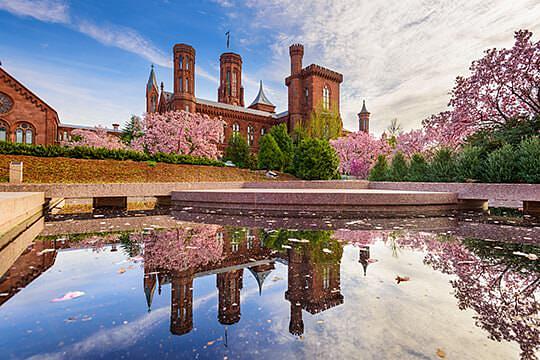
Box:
0, 241, 524, 359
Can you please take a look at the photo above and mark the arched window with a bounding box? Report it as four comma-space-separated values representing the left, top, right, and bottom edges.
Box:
322, 85, 330, 110
179, 77, 183, 92
179, 56, 183, 69
260, 127, 266, 136
0, 120, 8, 142
186, 57, 190, 70
247, 125, 254, 145
232, 123, 240, 137
185, 78, 190, 93
15, 123, 34, 144
323, 266, 330, 289
151, 94, 157, 112
232, 71, 237, 97
226, 71, 231, 96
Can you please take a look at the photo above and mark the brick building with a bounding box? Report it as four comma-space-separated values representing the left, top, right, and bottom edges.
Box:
0, 66, 120, 145
147, 43, 370, 150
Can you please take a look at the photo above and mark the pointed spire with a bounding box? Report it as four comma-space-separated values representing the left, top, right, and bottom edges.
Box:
147, 64, 158, 92
360, 99, 369, 114
160, 81, 164, 92
249, 80, 274, 107
358, 246, 370, 276
248, 267, 272, 296
144, 272, 157, 312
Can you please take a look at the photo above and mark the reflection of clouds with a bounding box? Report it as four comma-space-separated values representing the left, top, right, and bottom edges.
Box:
29, 292, 218, 360
264, 244, 519, 360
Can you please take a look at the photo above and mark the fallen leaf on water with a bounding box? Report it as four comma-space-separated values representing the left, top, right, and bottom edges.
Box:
51, 291, 85, 302
207, 341, 215, 346
436, 348, 446, 358
395, 276, 410, 284
118, 268, 126, 274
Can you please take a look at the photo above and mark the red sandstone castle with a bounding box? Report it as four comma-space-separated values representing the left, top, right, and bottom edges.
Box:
0, 43, 371, 147
146, 43, 371, 149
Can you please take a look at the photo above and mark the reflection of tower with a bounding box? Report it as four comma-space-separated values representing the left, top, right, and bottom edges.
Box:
285, 246, 305, 336
170, 271, 194, 335
285, 243, 344, 336
358, 245, 370, 276
217, 269, 243, 325
143, 270, 157, 312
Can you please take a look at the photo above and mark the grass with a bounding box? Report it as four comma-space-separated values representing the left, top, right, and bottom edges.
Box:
0, 155, 296, 183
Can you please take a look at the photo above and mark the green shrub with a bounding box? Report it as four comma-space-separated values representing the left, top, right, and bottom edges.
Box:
368, 155, 389, 181
223, 134, 251, 168
485, 144, 518, 183
407, 153, 429, 182
0, 141, 223, 167
428, 148, 457, 182
292, 138, 339, 180
517, 136, 540, 183
269, 123, 294, 170
258, 134, 284, 171
456, 146, 485, 182
389, 152, 409, 181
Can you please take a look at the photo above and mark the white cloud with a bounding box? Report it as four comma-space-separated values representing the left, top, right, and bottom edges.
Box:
0, 0, 69, 23
218, 0, 540, 134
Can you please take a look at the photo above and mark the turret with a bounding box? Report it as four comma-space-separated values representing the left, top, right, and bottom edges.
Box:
286, 44, 305, 131
172, 44, 196, 113
358, 100, 370, 133
170, 271, 194, 335
146, 64, 159, 113
218, 52, 244, 106
217, 269, 243, 325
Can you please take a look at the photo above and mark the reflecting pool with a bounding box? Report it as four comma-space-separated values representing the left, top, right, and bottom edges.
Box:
0, 213, 538, 359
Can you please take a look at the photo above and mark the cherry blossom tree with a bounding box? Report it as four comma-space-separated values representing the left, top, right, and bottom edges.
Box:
131, 110, 225, 160
62, 126, 126, 150
330, 131, 392, 178
422, 30, 540, 148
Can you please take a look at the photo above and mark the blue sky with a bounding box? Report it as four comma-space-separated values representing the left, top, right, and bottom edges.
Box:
1, 0, 539, 134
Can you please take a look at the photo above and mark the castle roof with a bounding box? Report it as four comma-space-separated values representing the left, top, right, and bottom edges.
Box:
249, 80, 274, 108
360, 100, 369, 114
147, 65, 158, 92
196, 97, 278, 118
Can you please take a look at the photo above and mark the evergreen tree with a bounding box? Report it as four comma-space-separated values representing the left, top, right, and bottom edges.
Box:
456, 146, 485, 182
389, 152, 409, 181
428, 148, 457, 182
368, 155, 389, 181
269, 123, 294, 169
407, 153, 429, 182
293, 138, 340, 180
258, 134, 284, 170
224, 134, 250, 168
485, 144, 519, 183
517, 136, 540, 183
121, 115, 143, 144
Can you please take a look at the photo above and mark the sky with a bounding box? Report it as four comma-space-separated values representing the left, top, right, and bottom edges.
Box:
0, 0, 539, 134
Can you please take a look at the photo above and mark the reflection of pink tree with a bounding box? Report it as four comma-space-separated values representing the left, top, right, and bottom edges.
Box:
138, 225, 223, 272
397, 233, 539, 360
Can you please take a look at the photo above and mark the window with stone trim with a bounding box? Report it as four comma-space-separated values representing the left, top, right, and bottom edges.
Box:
322, 85, 330, 110
15, 122, 34, 144
260, 127, 266, 136
179, 55, 183, 69
232, 71, 238, 97
186, 78, 190, 93
226, 71, 231, 96
0, 120, 8, 142
232, 122, 240, 137
247, 125, 254, 145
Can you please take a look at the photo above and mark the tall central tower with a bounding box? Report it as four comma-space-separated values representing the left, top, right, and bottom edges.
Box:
218, 52, 244, 106
286, 44, 304, 132
172, 43, 196, 113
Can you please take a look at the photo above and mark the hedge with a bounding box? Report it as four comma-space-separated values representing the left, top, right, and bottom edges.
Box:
0, 142, 224, 167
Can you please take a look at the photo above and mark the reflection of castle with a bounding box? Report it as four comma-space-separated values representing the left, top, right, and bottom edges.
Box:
285, 243, 344, 336
144, 228, 349, 338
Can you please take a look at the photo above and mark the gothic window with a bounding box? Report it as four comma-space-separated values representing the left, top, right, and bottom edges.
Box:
15, 123, 34, 144
247, 125, 254, 145
260, 127, 266, 136
232, 123, 240, 137
63, 131, 68, 141
323, 267, 330, 289
0, 120, 8, 142
226, 71, 231, 96
246, 229, 254, 249
185, 56, 189, 70
186, 78, 190, 93
179, 76, 183, 92
322, 85, 330, 110
232, 71, 237, 97
304, 87, 309, 104
179, 56, 183, 69
231, 232, 240, 253
151, 94, 157, 112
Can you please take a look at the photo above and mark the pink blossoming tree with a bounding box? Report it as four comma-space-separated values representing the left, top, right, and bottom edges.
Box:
330, 131, 391, 178
132, 110, 224, 159
62, 126, 126, 150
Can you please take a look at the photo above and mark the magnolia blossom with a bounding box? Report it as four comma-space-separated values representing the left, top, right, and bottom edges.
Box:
62, 126, 125, 150
330, 132, 391, 178
131, 110, 224, 159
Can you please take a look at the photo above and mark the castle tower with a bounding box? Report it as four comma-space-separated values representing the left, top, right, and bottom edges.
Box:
218, 52, 244, 106
286, 44, 304, 131
217, 269, 243, 325
285, 246, 305, 336
146, 64, 159, 113
358, 245, 370, 276
170, 271, 194, 335
358, 100, 370, 133
172, 44, 196, 113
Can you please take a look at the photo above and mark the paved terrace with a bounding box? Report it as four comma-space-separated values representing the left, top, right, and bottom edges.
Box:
0, 180, 538, 214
